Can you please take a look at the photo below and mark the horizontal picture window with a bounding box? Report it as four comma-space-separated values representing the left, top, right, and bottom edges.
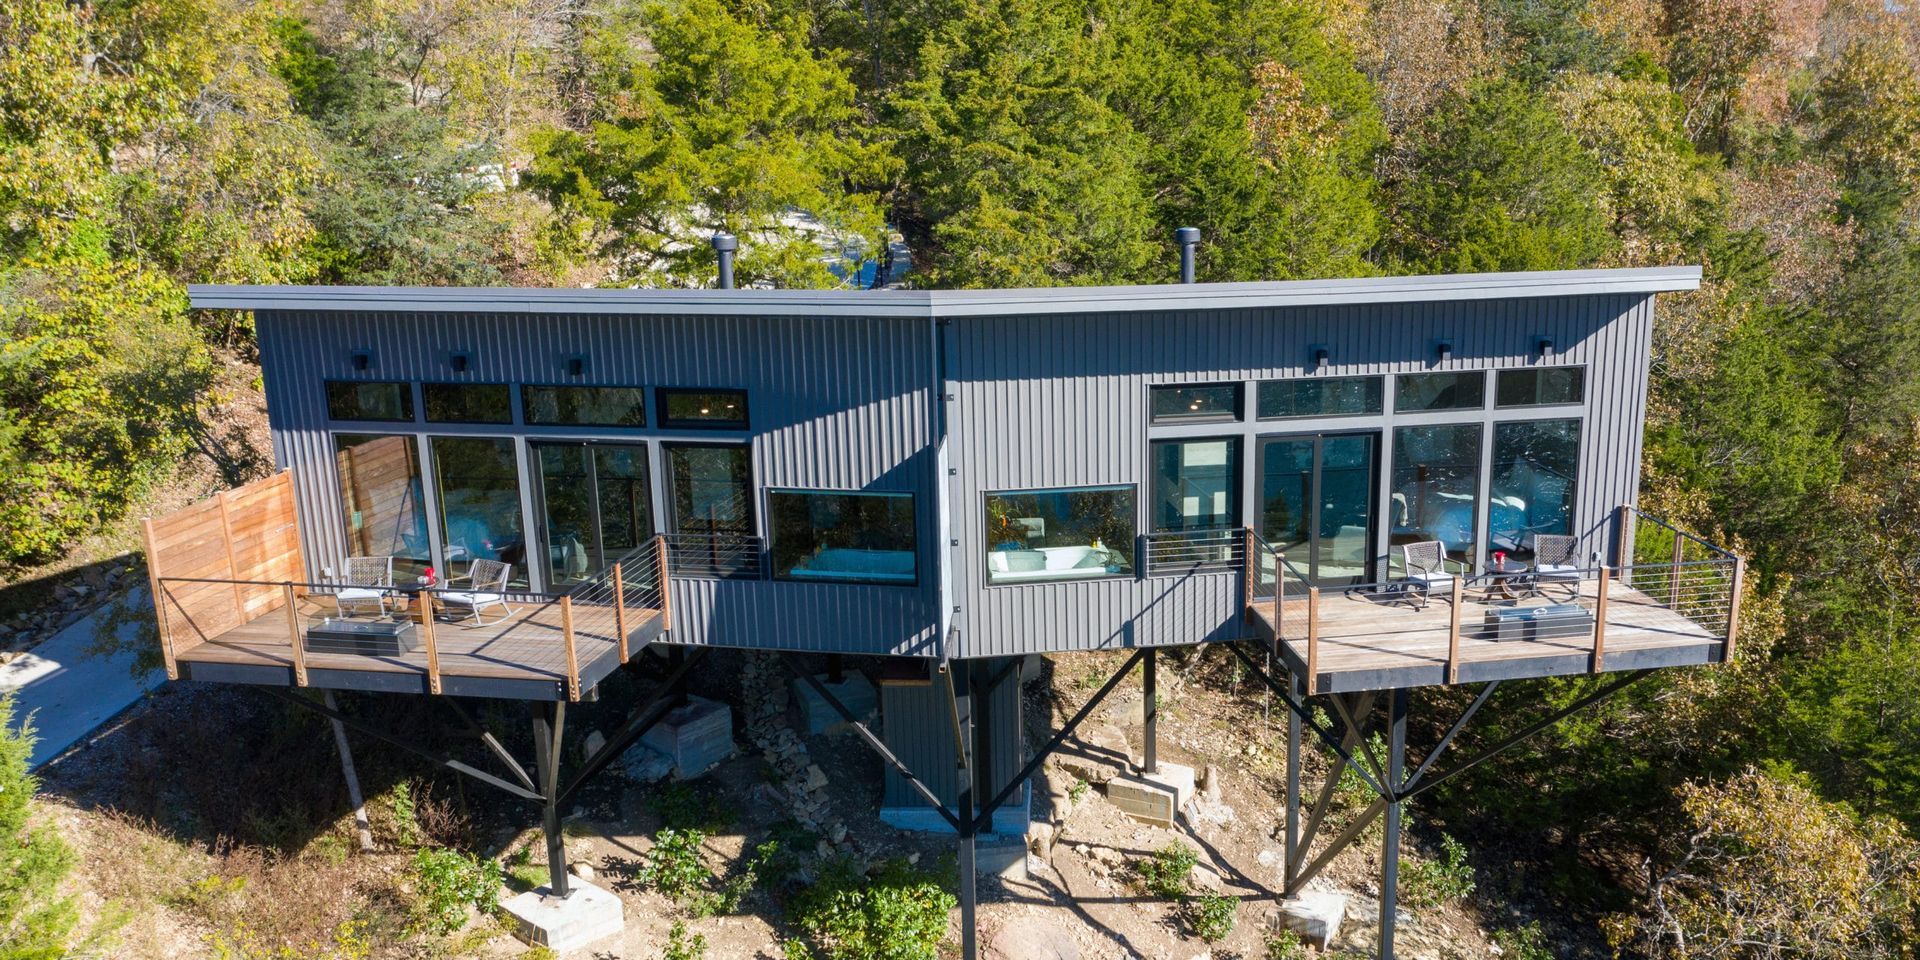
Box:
659, 389, 749, 429
325, 380, 413, 422
1496, 367, 1585, 408
985, 486, 1135, 584
1150, 383, 1241, 422
1258, 376, 1383, 419
523, 385, 648, 427
1395, 372, 1486, 412
770, 490, 917, 585
423, 383, 513, 424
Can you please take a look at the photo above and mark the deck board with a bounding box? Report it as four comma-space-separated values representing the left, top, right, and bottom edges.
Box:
173, 594, 660, 697
1261, 577, 1724, 692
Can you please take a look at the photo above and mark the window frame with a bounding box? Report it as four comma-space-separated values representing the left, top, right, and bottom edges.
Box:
1494, 365, 1587, 409
766, 488, 919, 587
656, 387, 751, 430
981, 483, 1138, 586
1148, 382, 1244, 424
521, 384, 650, 428
662, 441, 757, 537
421, 381, 517, 425
1256, 376, 1385, 421
1393, 371, 1489, 413
1149, 436, 1242, 533
324, 380, 417, 423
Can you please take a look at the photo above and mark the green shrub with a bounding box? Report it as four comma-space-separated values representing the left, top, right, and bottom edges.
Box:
1490, 922, 1553, 960
1068, 778, 1090, 804
410, 847, 502, 934
653, 782, 735, 832
1184, 893, 1237, 942
1264, 929, 1310, 960
786, 857, 955, 960
1401, 833, 1476, 908
639, 827, 712, 902
0, 696, 85, 954
1134, 843, 1198, 899
389, 780, 420, 848
663, 920, 708, 960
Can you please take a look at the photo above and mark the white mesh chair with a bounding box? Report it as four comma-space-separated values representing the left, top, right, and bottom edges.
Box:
1531, 534, 1582, 600
1398, 540, 1459, 610
438, 559, 512, 626
334, 556, 394, 618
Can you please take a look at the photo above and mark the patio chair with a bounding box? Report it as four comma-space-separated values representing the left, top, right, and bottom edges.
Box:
438, 559, 513, 626
1531, 534, 1581, 600
1398, 540, 1461, 611
333, 556, 394, 618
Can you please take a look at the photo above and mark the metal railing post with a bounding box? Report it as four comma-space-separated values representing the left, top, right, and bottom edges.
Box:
612, 562, 629, 662
284, 582, 307, 687
561, 595, 581, 701
1273, 552, 1285, 653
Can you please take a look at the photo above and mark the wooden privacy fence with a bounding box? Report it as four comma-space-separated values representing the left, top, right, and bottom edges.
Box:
143, 471, 304, 679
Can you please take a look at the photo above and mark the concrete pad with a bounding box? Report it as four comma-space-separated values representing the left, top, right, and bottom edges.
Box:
501, 879, 624, 952
1142, 761, 1197, 810
792, 672, 877, 734
881, 783, 1031, 837
1274, 891, 1347, 950
975, 837, 1029, 880
987, 915, 1080, 960
1, 586, 165, 769
630, 695, 735, 779
1103, 774, 1176, 826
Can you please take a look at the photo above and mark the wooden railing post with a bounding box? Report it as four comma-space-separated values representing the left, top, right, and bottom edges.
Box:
142, 519, 179, 680
1669, 533, 1685, 609
1614, 504, 1630, 571
284, 582, 307, 687
1305, 586, 1321, 696
1242, 529, 1256, 623
1723, 556, 1746, 664
654, 535, 673, 633
419, 591, 441, 696
612, 562, 630, 662
1446, 576, 1463, 685
561, 595, 581, 701
1592, 567, 1610, 674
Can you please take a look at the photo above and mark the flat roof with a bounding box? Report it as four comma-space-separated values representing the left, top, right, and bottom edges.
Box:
189, 265, 1701, 318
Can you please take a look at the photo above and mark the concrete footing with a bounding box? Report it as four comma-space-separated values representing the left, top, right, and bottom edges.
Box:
792, 672, 877, 734
1274, 891, 1348, 950
624, 695, 735, 780
1104, 762, 1197, 826
501, 879, 624, 952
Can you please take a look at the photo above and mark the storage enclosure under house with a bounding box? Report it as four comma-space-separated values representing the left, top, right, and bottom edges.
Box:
149, 246, 1740, 958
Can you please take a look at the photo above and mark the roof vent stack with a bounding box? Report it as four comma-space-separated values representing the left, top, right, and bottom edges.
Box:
1175, 227, 1200, 284
712, 233, 739, 290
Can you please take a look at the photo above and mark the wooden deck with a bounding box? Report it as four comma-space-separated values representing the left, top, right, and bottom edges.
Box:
1258, 577, 1727, 693
172, 594, 666, 700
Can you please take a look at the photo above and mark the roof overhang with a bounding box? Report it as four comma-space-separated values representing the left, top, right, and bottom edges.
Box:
188, 266, 1702, 319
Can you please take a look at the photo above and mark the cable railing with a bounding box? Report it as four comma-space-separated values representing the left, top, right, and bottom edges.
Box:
663, 532, 764, 579
1144, 528, 1246, 576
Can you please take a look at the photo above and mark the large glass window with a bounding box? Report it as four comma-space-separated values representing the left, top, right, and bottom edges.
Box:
1258, 377, 1383, 419
534, 443, 653, 587
770, 491, 917, 584
1395, 372, 1486, 412
326, 381, 413, 422
423, 383, 513, 423
334, 434, 431, 582
1390, 424, 1483, 567
1151, 438, 1239, 531
1496, 367, 1585, 408
984, 486, 1135, 583
523, 386, 648, 427
1150, 384, 1241, 422
658, 389, 749, 429
667, 445, 754, 536
1490, 419, 1581, 561
429, 436, 530, 587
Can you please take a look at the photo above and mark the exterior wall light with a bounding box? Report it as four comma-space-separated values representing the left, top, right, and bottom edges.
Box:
1536, 336, 1555, 358
350, 350, 373, 371
450, 351, 472, 373
567, 355, 587, 377
1313, 347, 1330, 370
1435, 340, 1454, 362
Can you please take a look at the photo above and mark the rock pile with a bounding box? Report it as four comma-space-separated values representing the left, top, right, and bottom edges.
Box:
0, 563, 136, 653
739, 654, 854, 857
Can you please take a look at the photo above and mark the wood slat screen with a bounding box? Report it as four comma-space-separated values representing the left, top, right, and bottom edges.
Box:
145, 471, 304, 677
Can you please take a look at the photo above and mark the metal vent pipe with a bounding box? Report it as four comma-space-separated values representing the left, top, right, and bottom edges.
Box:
1175, 226, 1200, 284
712, 233, 738, 289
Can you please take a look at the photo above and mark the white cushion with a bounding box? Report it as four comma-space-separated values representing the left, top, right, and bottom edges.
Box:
440, 591, 504, 607
337, 588, 384, 602
1407, 571, 1454, 586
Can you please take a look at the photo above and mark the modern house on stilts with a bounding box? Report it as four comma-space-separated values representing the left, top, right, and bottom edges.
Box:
147, 237, 1741, 957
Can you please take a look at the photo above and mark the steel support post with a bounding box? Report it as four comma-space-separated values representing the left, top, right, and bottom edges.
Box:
1142, 648, 1159, 774
532, 700, 570, 898
1283, 670, 1303, 892
953, 661, 979, 960
1379, 688, 1409, 959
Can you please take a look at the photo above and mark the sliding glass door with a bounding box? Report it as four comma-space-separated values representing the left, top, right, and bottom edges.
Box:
428, 436, 531, 588
533, 442, 654, 588
1256, 432, 1378, 585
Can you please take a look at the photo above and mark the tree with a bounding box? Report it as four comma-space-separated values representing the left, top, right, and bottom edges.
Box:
1815, 33, 1920, 216
0, 696, 84, 959
525, 0, 894, 288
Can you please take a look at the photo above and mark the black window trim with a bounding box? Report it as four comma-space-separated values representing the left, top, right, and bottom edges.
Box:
980, 483, 1139, 587
656, 387, 751, 430
766, 487, 920, 588
421, 381, 518, 425
1148, 435, 1243, 533
323, 379, 417, 423
521, 383, 651, 428
1393, 370, 1490, 413
1493, 364, 1588, 409
1148, 381, 1244, 424
1255, 375, 1387, 421
662, 440, 757, 536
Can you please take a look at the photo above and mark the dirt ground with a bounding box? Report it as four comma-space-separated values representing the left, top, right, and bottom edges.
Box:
36, 647, 1562, 960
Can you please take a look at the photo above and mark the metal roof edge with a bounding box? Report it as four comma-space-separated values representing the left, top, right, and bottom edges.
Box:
188, 266, 1701, 317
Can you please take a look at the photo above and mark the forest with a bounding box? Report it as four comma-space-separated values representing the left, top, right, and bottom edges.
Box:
4, 0, 1920, 954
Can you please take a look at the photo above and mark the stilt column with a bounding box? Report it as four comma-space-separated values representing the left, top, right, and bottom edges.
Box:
1142, 648, 1158, 774
533, 701, 571, 899
1379, 688, 1409, 958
